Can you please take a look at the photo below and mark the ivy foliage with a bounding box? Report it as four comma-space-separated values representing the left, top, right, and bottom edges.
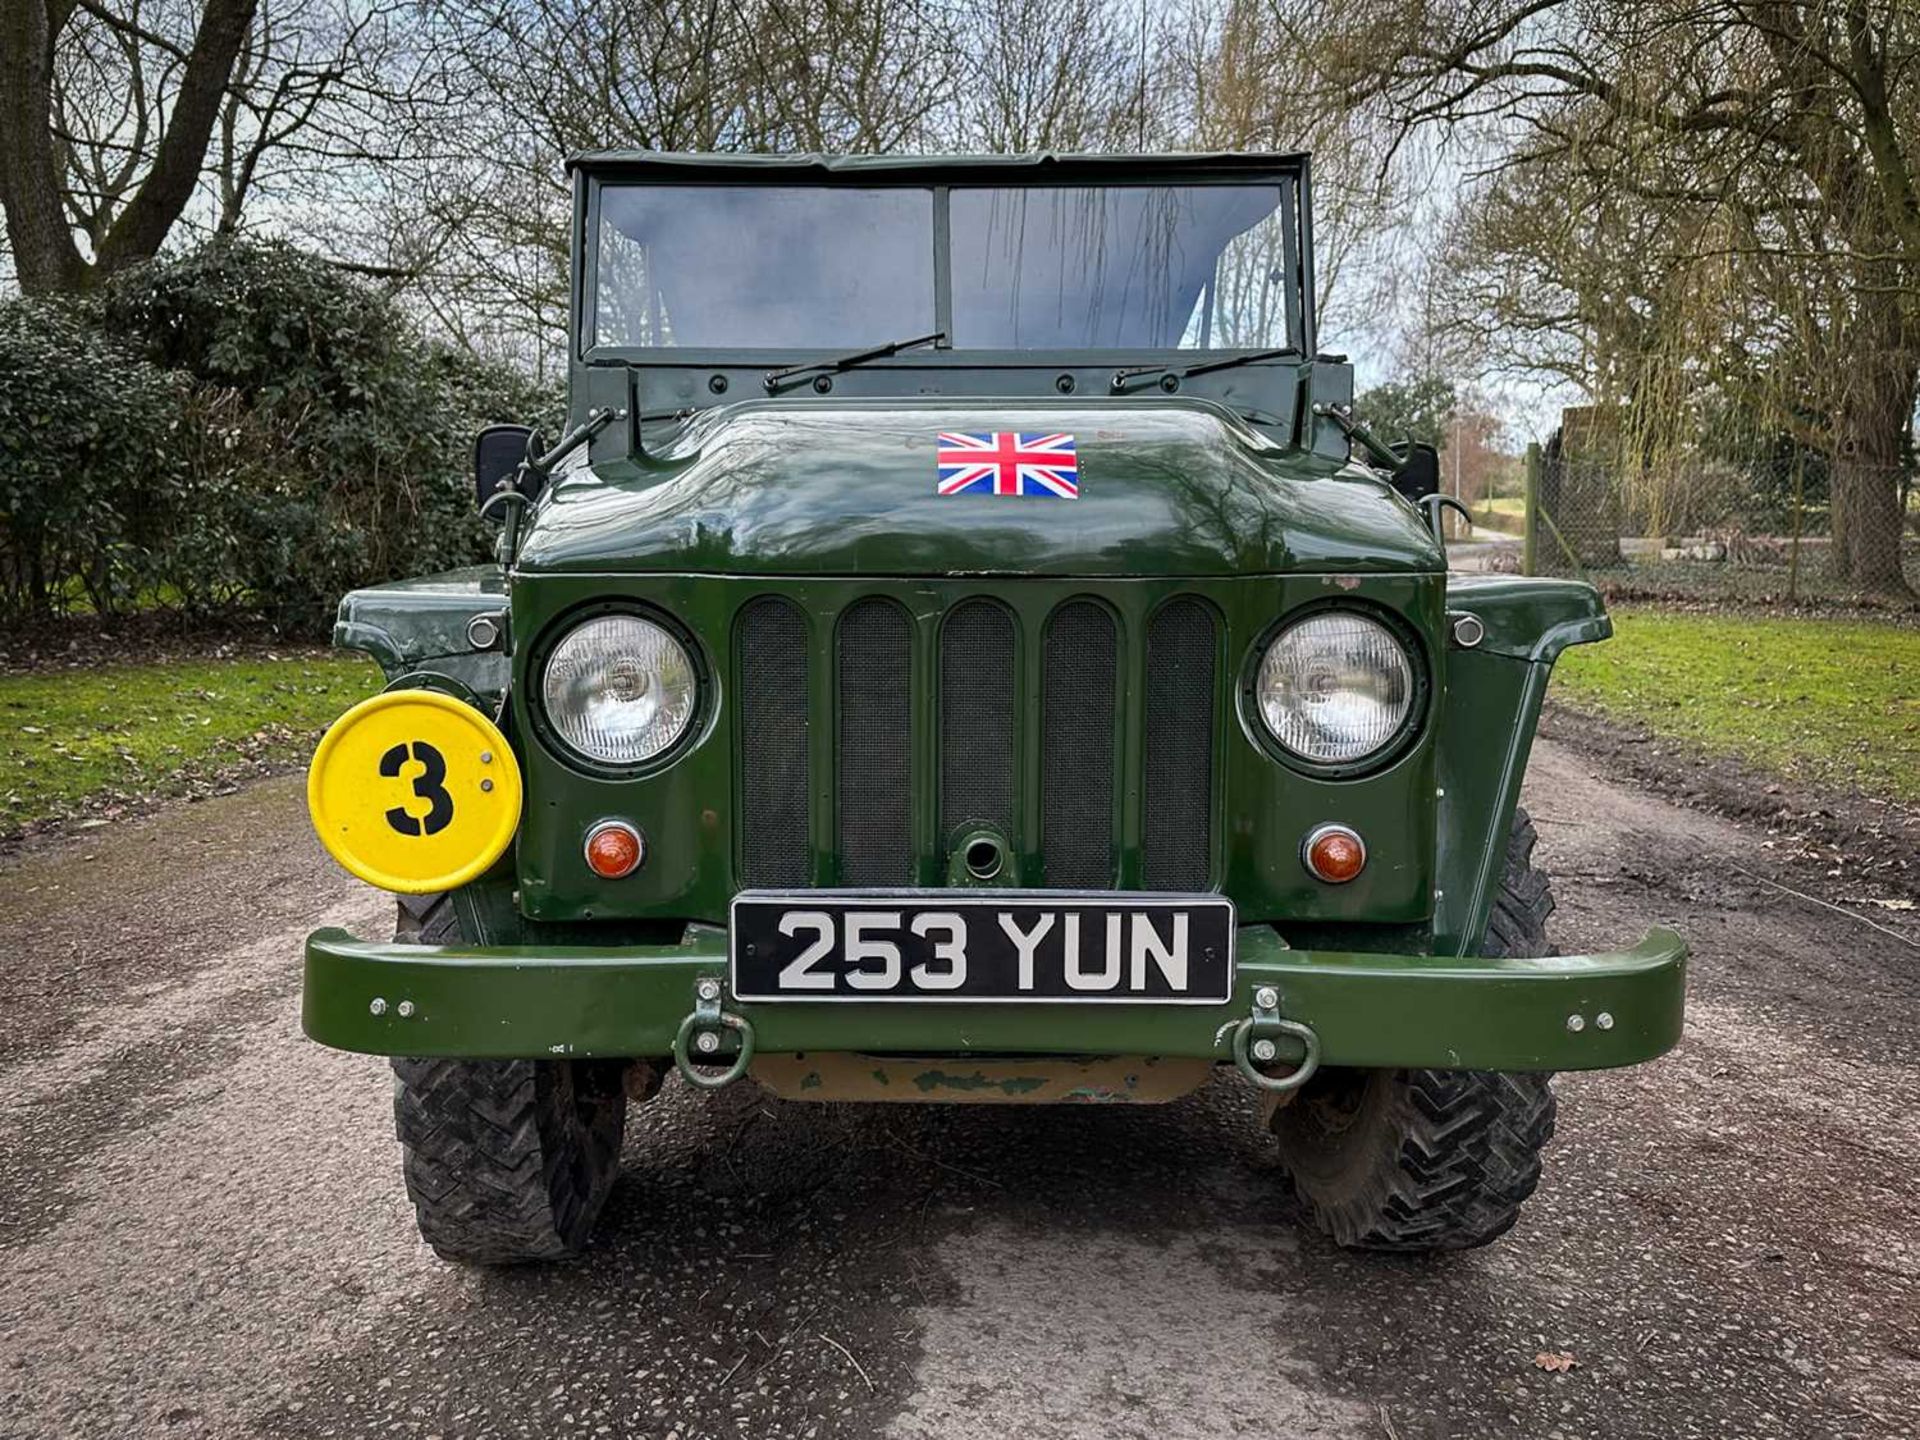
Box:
0, 239, 554, 632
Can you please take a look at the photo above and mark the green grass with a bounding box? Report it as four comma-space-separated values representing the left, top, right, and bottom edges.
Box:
1552, 609, 1920, 804
0, 651, 380, 834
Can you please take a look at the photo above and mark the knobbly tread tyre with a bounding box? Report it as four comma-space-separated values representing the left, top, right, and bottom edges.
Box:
389, 895, 628, 1265
1269, 807, 1559, 1253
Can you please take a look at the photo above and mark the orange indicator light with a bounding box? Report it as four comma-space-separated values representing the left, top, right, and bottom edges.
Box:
584, 820, 645, 879
1303, 824, 1367, 884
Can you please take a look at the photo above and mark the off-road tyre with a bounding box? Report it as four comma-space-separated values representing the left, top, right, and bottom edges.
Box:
1269, 808, 1559, 1253
389, 894, 628, 1264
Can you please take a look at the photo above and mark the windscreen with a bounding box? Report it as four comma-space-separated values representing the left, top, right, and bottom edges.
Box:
594, 185, 937, 349
590, 178, 1301, 353
948, 185, 1289, 348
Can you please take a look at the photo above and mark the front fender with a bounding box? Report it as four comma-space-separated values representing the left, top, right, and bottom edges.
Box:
334, 565, 510, 705
1433, 576, 1609, 954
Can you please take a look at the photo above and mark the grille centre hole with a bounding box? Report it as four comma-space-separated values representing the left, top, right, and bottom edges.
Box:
964, 836, 1005, 881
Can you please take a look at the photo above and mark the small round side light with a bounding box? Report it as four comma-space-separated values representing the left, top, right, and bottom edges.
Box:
584, 820, 645, 879
1303, 824, 1367, 884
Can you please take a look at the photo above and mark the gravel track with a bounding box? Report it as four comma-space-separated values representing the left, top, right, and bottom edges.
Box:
1, 744, 1914, 1440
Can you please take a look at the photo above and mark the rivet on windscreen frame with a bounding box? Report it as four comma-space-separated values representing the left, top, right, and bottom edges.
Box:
709, 373, 729, 394
1159, 374, 1180, 393
1055, 373, 1076, 394
812, 374, 834, 394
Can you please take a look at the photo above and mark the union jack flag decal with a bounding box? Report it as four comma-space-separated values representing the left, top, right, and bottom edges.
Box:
936, 431, 1079, 498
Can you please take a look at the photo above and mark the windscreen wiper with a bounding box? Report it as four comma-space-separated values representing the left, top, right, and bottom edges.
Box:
764, 331, 945, 391
1110, 346, 1301, 391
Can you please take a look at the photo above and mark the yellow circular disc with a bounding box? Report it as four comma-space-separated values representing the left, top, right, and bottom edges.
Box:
307, 689, 523, 895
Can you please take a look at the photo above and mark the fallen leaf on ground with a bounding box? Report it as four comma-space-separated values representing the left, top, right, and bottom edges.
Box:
1533, 1352, 1581, 1373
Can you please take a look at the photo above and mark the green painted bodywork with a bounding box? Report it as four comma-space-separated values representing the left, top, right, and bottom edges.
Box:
304, 922, 1687, 1072
507, 570, 1445, 929
311, 149, 1685, 1073
518, 399, 1441, 578
335, 566, 509, 704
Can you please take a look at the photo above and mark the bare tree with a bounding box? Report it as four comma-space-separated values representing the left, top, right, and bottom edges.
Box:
1, 0, 259, 291
953, 0, 1147, 152
0, 0, 432, 294
1291, 0, 1919, 596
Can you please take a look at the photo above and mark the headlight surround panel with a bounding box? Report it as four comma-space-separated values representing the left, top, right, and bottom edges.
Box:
1243, 604, 1429, 776
531, 603, 709, 774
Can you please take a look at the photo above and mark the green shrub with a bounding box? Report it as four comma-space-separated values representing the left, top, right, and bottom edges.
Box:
0, 298, 194, 619
101, 239, 554, 631
0, 239, 556, 634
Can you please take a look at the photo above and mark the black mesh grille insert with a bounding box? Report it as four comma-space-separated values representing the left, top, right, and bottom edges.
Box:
940, 602, 1015, 842
1143, 598, 1217, 890
736, 597, 810, 887
1041, 602, 1117, 887
837, 599, 914, 885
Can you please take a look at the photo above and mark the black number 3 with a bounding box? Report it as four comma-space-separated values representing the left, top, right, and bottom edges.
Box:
380, 740, 455, 836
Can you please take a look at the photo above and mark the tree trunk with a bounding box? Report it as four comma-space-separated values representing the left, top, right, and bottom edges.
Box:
1827, 296, 1917, 599
0, 0, 88, 293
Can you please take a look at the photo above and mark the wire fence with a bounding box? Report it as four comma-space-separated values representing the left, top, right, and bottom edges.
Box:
1449, 432, 1920, 606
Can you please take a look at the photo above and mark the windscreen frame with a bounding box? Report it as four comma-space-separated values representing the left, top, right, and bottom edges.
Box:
572, 154, 1316, 368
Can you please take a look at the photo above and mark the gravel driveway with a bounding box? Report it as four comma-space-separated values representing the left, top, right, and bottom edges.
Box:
1, 741, 1914, 1440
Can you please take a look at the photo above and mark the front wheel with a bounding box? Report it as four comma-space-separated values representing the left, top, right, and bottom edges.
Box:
389, 895, 629, 1264
1269, 808, 1559, 1252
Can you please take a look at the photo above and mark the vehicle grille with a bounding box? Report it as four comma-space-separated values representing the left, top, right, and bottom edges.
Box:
736, 597, 811, 887
1040, 601, 1117, 886
835, 599, 914, 886
734, 591, 1218, 890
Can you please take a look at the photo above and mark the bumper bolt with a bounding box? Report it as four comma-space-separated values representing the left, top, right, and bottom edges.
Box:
1596, 1011, 1615, 1030
368, 997, 388, 1016
696, 978, 722, 1002
1254, 986, 1279, 1010
1251, 1038, 1278, 1063
695, 1030, 722, 1055
1566, 1013, 1586, 1032
396, 1000, 415, 1018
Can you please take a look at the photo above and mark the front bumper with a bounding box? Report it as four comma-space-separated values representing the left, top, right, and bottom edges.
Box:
303, 923, 1686, 1074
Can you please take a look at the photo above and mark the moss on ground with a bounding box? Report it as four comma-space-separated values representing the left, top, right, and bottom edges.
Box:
1552, 609, 1920, 804
0, 650, 379, 834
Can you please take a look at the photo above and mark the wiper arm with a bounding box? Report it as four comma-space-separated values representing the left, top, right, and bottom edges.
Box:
764, 330, 945, 392
1110, 346, 1301, 391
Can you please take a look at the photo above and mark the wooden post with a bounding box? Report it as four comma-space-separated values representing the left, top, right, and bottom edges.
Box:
1523, 442, 1542, 576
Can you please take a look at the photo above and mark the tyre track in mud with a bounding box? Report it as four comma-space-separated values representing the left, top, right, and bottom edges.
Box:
0, 749, 1914, 1439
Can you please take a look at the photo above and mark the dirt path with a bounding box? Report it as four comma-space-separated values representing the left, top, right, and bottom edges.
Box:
1, 745, 1915, 1440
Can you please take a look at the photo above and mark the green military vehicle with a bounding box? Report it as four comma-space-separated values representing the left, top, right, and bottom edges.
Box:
302, 152, 1687, 1264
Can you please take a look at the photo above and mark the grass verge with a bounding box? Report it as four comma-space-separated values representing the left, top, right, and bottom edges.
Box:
1551, 608, 1920, 805
0, 650, 379, 837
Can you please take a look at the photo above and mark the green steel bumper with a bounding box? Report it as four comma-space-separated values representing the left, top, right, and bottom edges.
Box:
302, 923, 1686, 1074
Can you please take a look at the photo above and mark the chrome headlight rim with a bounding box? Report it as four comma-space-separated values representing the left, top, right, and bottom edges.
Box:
529, 602, 710, 776
1241, 603, 1428, 777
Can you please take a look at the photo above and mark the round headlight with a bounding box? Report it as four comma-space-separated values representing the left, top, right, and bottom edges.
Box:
542, 614, 697, 765
1256, 612, 1415, 765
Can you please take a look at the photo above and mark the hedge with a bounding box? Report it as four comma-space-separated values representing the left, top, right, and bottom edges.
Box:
0, 239, 556, 633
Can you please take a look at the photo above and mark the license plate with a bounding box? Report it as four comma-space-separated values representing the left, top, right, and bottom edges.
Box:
729, 891, 1236, 1003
